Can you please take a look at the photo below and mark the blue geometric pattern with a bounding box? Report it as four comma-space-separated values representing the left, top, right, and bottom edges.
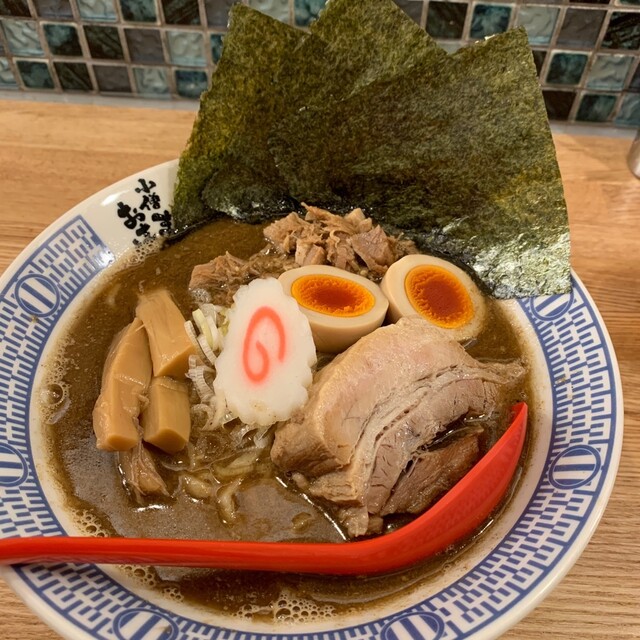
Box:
0, 203, 620, 640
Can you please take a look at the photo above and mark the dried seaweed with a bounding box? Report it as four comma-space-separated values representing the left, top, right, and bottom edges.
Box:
171, 0, 571, 298
198, 0, 446, 222
171, 6, 305, 229
269, 29, 570, 298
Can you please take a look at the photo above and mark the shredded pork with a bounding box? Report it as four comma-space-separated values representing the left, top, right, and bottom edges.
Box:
189, 205, 416, 303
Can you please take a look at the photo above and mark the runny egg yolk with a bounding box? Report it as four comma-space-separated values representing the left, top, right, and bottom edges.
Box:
291, 275, 375, 317
405, 265, 474, 329
380, 254, 487, 342
278, 265, 389, 353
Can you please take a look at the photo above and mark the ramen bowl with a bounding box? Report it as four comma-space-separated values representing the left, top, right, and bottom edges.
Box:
0, 161, 623, 640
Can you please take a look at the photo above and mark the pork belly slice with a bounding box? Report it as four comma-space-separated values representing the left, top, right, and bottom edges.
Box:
381, 432, 480, 516
271, 317, 525, 537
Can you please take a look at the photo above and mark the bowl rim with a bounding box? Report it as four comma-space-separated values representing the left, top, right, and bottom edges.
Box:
0, 160, 625, 640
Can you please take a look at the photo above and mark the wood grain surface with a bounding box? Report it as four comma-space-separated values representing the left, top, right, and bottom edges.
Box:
0, 101, 638, 639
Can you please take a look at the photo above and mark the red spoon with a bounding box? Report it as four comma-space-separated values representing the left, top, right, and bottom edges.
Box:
0, 403, 527, 575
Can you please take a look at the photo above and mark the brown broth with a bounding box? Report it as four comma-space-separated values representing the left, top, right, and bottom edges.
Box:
42, 219, 530, 623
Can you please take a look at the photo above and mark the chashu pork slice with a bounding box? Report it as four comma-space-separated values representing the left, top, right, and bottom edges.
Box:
270, 317, 525, 537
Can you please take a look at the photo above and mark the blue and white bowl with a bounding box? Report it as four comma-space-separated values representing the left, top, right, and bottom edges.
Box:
0, 161, 623, 639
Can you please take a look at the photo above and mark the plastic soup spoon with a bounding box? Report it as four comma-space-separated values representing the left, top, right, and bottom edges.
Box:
0, 403, 527, 576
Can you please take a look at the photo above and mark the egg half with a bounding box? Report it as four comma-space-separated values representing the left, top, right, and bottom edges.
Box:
279, 265, 389, 353
380, 255, 487, 342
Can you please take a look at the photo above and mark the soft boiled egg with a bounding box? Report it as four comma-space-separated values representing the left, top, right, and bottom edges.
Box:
380, 254, 487, 342
279, 265, 389, 353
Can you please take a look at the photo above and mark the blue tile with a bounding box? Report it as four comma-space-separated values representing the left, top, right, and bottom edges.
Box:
43, 22, 82, 56
546, 52, 589, 85
615, 93, 640, 125
210, 32, 223, 63
204, 0, 238, 28
93, 64, 130, 92
162, 0, 200, 25
84, 25, 123, 59
125, 28, 164, 63
2, 19, 43, 56
470, 5, 511, 39
576, 93, 617, 122
175, 68, 207, 98
586, 54, 633, 90
557, 8, 605, 48
16, 59, 54, 88
543, 90, 576, 120
602, 11, 640, 50
516, 6, 559, 45
120, 0, 157, 22
0, 56, 18, 88
133, 65, 169, 96
34, 0, 73, 19
427, 1, 467, 39
392, 0, 422, 25
294, 0, 326, 27
76, 0, 117, 21
54, 61, 92, 90
248, 0, 289, 23
167, 29, 205, 66
0, 0, 30, 17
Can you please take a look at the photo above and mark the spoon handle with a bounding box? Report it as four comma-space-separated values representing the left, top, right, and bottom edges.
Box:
0, 403, 527, 575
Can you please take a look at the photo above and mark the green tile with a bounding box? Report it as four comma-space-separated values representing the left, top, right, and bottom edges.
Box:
546, 52, 588, 85
586, 54, 633, 91
2, 19, 43, 56
294, 0, 326, 27
470, 5, 511, 39
43, 23, 82, 56
133, 65, 169, 96
120, 0, 157, 22
516, 6, 559, 46
210, 33, 223, 63
248, 0, 289, 23
0, 56, 18, 88
84, 25, 123, 59
615, 93, 640, 126
16, 59, 54, 88
576, 93, 617, 122
76, 0, 117, 21
175, 68, 207, 98
54, 61, 92, 90
167, 29, 205, 66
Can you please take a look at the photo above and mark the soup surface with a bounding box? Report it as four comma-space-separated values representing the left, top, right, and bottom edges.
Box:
42, 219, 530, 622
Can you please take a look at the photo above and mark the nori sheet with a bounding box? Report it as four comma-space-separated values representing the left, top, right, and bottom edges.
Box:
171, 6, 305, 229
199, 0, 446, 222
171, 0, 571, 298
269, 29, 570, 298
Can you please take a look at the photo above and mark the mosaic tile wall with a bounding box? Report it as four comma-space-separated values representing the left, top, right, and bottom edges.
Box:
0, 0, 639, 126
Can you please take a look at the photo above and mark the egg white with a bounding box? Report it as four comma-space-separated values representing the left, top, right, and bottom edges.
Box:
279, 265, 389, 353
380, 255, 487, 342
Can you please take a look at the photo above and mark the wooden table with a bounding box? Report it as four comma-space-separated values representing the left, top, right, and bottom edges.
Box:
0, 101, 638, 638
